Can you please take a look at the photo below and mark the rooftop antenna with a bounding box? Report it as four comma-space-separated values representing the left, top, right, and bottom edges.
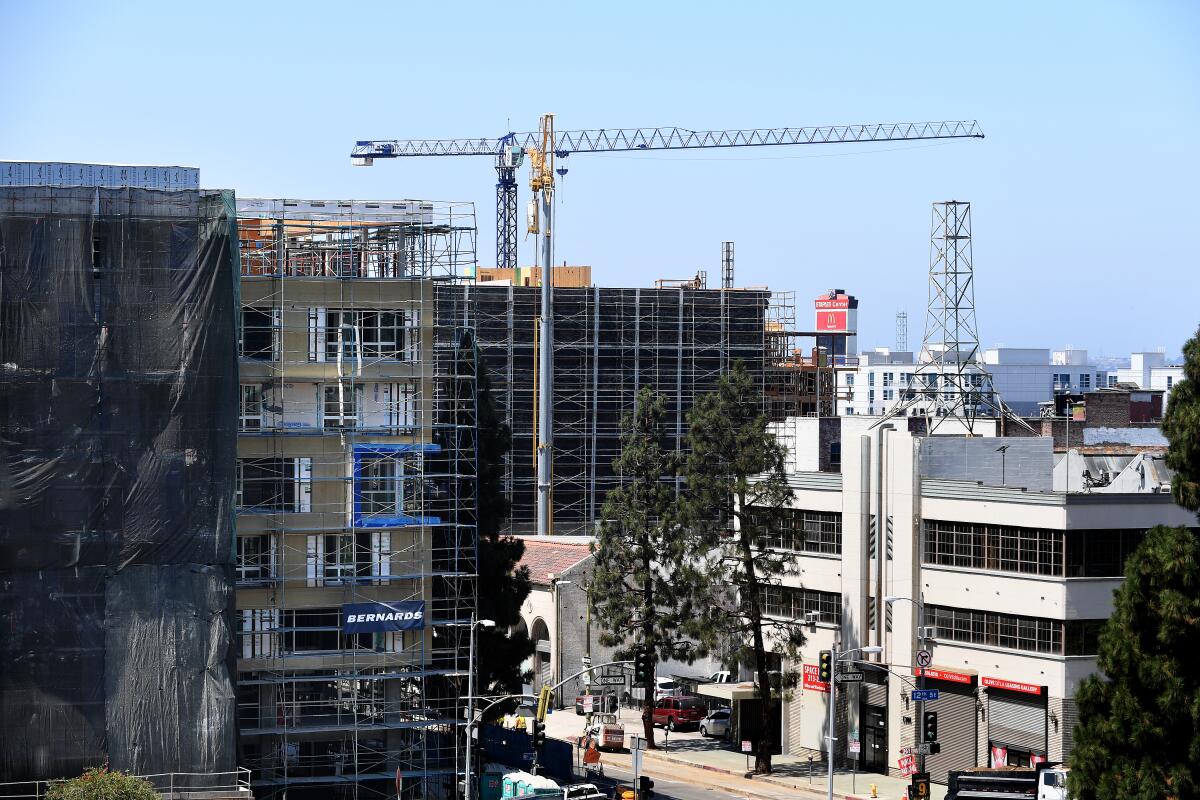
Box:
721, 241, 734, 289
874, 201, 1032, 434
895, 311, 908, 352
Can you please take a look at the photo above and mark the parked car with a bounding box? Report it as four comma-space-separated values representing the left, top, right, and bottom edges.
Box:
699, 708, 730, 738
625, 677, 683, 705
651, 696, 706, 731
574, 693, 619, 715
707, 671, 732, 684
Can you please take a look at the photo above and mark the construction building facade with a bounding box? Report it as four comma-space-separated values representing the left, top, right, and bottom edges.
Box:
460, 284, 770, 536
233, 199, 478, 800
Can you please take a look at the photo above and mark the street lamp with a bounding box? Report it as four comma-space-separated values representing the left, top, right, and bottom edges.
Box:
826, 645, 883, 800
466, 617, 495, 800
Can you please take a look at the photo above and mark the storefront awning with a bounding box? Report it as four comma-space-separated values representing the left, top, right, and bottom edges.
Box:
696, 682, 775, 701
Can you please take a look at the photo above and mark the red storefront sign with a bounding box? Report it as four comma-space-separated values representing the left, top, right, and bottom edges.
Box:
982, 676, 1045, 695
913, 667, 975, 684
802, 663, 829, 693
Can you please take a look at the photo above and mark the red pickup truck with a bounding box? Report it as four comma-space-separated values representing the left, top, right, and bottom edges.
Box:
651, 696, 706, 731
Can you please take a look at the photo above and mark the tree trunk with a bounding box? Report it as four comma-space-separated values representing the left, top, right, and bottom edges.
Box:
642, 541, 657, 749
738, 493, 773, 774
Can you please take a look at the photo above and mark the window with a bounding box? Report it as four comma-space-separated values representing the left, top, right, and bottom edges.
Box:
386, 383, 420, 429
924, 520, 1063, 576
236, 457, 312, 512
1080, 373, 1091, 389
749, 507, 842, 555
1167, 376, 1174, 389
883, 389, 894, 401
927, 605, 1063, 655
240, 384, 263, 430
240, 609, 279, 658
323, 383, 361, 429
240, 307, 278, 360
1064, 619, 1106, 655
846, 374, 855, 387
1064, 529, 1155, 577
762, 586, 842, 624
237, 535, 276, 584
869, 390, 875, 404
306, 531, 392, 587
360, 458, 402, 516
883, 372, 894, 387
1108, 374, 1118, 387
310, 308, 418, 362
846, 407, 854, 415
280, 608, 342, 653
868, 372, 875, 387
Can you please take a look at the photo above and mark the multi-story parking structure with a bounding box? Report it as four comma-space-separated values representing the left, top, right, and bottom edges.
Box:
233, 199, 478, 800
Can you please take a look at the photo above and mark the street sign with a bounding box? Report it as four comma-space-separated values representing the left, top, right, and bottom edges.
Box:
848, 740, 861, 755
911, 689, 940, 701
596, 675, 625, 686
898, 754, 916, 778
835, 671, 864, 683
899, 746, 913, 756
741, 740, 753, 753
915, 649, 933, 668
629, 735, 646, 751
915, 742, 941, 755
582, 655, 592, 666
583, 696, 594, 713
632, 748, 643, 776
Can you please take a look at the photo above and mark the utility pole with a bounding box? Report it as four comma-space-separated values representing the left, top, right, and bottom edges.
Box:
531, 114, 556, 537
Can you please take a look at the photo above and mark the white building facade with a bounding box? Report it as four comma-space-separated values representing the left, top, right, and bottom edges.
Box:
760, 417, 1192, 784
1108, 351, 1184, 405
839, 349, 1110, 418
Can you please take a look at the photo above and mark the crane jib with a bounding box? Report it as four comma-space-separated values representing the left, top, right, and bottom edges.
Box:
350, 120, 983, 158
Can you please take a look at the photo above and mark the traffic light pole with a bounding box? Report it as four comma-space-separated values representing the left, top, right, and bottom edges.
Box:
826, 643, 837, 800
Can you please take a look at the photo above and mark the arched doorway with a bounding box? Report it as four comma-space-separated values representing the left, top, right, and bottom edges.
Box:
530, 618, 551, 692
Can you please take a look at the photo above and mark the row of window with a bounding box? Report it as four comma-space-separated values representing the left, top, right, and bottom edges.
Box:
240, 607, 408, 658
761, 585, 843, 625
237, 531, 396, 586
924, 520, 1160, 578
927, 605, 1106, 656
240, 307, 420, 362
748, 507, 843, 555
239, 383, 420, 431
236, 456, 420, 516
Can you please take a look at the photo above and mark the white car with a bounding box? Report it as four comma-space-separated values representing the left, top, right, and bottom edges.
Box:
626, 677, 683, 705
699, 708, 730, 738
707, 671, 732, 684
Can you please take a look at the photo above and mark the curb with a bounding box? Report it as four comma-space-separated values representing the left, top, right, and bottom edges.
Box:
639, 749, 881, 800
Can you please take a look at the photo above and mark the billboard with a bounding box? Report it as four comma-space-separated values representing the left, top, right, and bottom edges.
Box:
814, 291, 856, 334
342, 600, 426, 633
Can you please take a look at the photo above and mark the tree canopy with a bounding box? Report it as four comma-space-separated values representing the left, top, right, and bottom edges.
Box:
47, 767, 158, 800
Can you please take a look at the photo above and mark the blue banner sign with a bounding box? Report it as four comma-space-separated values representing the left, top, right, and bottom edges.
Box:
342, 601, 425, 633
911, 689, 940, 701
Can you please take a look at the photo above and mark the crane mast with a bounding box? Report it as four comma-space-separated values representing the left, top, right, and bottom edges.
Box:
352, 117, 984, 538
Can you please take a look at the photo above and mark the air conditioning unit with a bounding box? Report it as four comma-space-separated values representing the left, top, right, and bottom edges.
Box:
804, 611, 822, 625
917, 626, 937, 641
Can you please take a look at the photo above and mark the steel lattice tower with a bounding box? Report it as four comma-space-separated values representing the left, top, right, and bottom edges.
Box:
895, 310, 908, 352
877, 201, 1028, 434
495, 162, 518, 269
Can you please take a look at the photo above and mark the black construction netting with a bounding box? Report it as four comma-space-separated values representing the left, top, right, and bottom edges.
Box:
0, 187, 239, 781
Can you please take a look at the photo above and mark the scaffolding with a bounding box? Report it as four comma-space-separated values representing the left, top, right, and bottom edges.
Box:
452, 284, 769, 536
233, 199, 478, 800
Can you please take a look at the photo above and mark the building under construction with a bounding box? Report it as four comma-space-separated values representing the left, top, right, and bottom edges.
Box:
233, 199, 478, 800
456, 281, 771, 536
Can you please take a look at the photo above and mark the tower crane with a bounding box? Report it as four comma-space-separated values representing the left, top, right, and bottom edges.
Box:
351, 116, 984, 537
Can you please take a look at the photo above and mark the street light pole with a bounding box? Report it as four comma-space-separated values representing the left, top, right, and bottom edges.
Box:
465, 618, 495, 800
828, 645, 883, 800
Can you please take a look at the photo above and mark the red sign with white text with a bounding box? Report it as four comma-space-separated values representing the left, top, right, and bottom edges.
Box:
803, 664, 829, 693
815, 295, 851, 310
898, 754, 916, 777
913, 667, 975, 684
982, 676, 1045, 695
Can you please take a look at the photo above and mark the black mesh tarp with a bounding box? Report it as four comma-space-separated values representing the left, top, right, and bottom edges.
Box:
0, 187, 239, 780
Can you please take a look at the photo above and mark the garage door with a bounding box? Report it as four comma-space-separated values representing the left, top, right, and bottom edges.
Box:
924, 680, 978, 784
988, 689, 1046, 754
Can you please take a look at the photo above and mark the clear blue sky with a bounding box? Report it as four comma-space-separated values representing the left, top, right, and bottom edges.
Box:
3, 1, 1197, 357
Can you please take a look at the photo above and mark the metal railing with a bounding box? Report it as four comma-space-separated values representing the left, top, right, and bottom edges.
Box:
0, 769, 252, 800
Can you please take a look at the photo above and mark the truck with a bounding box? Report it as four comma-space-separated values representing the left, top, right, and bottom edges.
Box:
946, 764, 1069, 800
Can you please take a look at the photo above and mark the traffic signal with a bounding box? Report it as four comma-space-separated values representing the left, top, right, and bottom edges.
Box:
638, 775, 654, 800
923, 711, 938, 743
818, 650, 832, 682
532, 719, 546, 748
634, 647, 654, 684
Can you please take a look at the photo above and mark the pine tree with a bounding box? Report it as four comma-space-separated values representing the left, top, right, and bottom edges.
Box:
682, 360, 805, 774
590, 387, 718, 748
1069, 327, 1200, 797
474, 348, 534, 698
1067, 525, 1200, 799
1162, 326, 1200, 511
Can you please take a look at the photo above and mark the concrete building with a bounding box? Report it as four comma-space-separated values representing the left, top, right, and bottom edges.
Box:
731, 416, 1193, 784
232, 199, 479, 800
1107, 351, 1185, 405
839, 348, 1109, 417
